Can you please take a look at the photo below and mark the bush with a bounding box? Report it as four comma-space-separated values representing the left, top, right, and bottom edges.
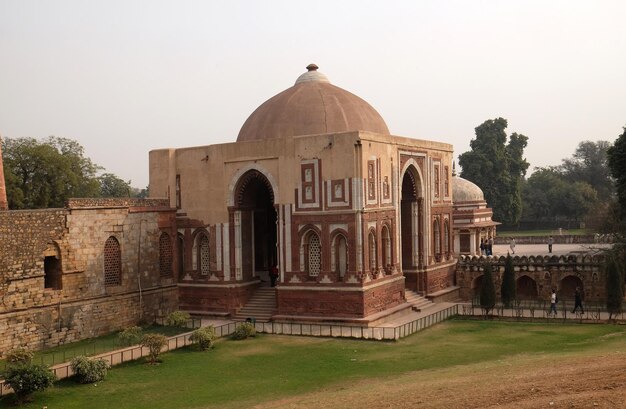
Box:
141, 333, 168, 364
189, 326, 216, 351
5, 348, 34, 366
605, 253, 624, 321
70, 356, 107, 384
232, 322, 256, 340
4, 364, 55, 404
117, 326, 143, 346
166, 311, 191, 327
480, 263, 496, 317
500, 255, 517, 308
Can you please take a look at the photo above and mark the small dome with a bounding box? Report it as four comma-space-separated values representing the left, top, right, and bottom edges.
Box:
452, 175, 485, 203
237, 64, 390, 142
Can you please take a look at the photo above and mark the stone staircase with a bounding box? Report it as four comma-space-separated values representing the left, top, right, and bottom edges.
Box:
405, 289, 435, 312
233, 287, 277, 322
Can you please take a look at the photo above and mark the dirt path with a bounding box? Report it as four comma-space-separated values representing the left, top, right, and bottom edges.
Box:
252, 352, 626, 409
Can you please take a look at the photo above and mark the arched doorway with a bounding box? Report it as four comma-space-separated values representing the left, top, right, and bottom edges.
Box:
472, 275, 483, 303
517, 275, 538, 300
400, 165, 423, 290
561, 275, 583, 300
234, 170, 277, 282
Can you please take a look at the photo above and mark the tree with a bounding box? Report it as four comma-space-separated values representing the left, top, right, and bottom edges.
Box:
480, 263, 497, 317
141, 333, 167, 364
2, 136, 101, 208
605, 252, 624, 321
561, 140, 614, 202
98, 173, 131, 197
458, 118, 529, 226
607, 127, 626, 228
500, 255, 516, 307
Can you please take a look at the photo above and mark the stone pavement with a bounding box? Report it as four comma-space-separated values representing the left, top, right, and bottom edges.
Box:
492, 242, 610, 257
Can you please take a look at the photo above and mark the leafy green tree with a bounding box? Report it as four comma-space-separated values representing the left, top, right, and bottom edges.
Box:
500, 255, 516, 307
2, 136, 101, 208
561, 140, 614, 202
607, 127, 626, 228
604, 253, 624, 321
458, 118, 529, 226
480, 263, 497, 316
99, 173, 131, 197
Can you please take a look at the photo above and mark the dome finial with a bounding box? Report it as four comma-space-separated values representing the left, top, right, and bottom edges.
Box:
306, 63, 319, 72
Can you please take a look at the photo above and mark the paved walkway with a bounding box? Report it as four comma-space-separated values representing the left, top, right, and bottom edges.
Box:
491, 242, 610, 257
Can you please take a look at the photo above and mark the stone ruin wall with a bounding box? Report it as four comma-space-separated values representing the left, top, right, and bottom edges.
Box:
456, 254, 608, 303
0, 204, 178, 357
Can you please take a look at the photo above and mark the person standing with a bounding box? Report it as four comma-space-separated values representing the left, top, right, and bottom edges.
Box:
269, 265, 279, 287
548, 236, 554, 253
550, 288, 558, 315
572, 287, 584, 314
510, 238, 516, 254
480, 238, 485, 255
488, 236, 494, 256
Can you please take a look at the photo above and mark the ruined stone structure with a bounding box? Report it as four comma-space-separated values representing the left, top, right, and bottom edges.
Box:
0, 198, 178, 355
457, 254, 607, 302
150, 64, 459, 322
0, 136, 8, 211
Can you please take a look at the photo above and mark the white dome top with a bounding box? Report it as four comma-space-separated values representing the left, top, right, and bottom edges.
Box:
452, 175, 485, 203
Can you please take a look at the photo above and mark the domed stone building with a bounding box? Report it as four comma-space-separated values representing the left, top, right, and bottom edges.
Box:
451, 169, 499, 255
149, 64, 458, 323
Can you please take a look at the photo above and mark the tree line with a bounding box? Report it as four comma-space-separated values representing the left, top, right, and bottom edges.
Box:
459, 118, 622, 232
1, 136, 146, 209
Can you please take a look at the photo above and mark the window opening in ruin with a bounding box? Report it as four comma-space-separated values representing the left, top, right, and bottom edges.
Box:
104, 236, 122, 286
177, 234, 185, 277
335, 234, 348, 279
175, 174, 181, 209
44, 256, 62, 290
444, 219, 450, 256
433, 219, 441, 261
159, 232, 173, 276
382, 225, 391, 271
369, 231, 377, 271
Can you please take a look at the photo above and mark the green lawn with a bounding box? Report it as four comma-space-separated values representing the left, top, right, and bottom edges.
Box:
498, 229, 594, 237
3, 320, 625, 409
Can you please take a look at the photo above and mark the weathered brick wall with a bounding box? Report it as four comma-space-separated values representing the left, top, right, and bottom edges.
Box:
0, 287, 177, 355
0, 209, 68, 312
67, 198, 169, 208
0, 205, 179, 357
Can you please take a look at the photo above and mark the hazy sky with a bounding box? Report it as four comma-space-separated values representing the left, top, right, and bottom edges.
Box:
1, 0, 625, 188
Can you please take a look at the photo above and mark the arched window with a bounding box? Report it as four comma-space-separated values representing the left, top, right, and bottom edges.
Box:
333, 234, 348, 279
443, 219, 450, 256
433, 220, 441, 261
382, 225, 392, 271
369, 231, 377, 271
104, 236, 121, 286
199, 234, 210, 275
159, 232, 173, 277
177, 234, 185, 276
305, 231, 321, 277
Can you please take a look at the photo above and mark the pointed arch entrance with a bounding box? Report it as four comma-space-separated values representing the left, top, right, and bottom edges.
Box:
400, 165, 424, 292
233, 169, 277, 282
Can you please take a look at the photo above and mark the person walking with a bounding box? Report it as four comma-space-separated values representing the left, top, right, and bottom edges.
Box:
548, 235, 554, 253
509, 238, 516, 254
572, 286, 584, 314
550, 288, 558, 316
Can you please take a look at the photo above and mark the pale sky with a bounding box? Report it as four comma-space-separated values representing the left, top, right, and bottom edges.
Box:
1, 0, 625, 188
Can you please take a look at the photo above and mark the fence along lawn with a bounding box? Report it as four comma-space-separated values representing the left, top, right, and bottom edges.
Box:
2, 320, 625, 409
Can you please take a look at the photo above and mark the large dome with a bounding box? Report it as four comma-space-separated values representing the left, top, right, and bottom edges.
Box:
237, 64, 390, 142
452, 175, 485, 203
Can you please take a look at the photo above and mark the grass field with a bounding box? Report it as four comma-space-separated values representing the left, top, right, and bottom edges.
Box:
2, 320, 625, 408
498, 229, 594, 237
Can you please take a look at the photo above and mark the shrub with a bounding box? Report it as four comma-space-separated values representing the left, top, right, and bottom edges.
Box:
480, 263, 496, 317
70, 356, 107, 384
5, 348, 34, 366
117, 326, 143, 346
189, 326, 216, 351
4, 364, 55, 404
605, 253, 624, 321
500, 254, 516, 308
166, 311, 191, 327
232, 322, 256, 340
141, 333, 168, 364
